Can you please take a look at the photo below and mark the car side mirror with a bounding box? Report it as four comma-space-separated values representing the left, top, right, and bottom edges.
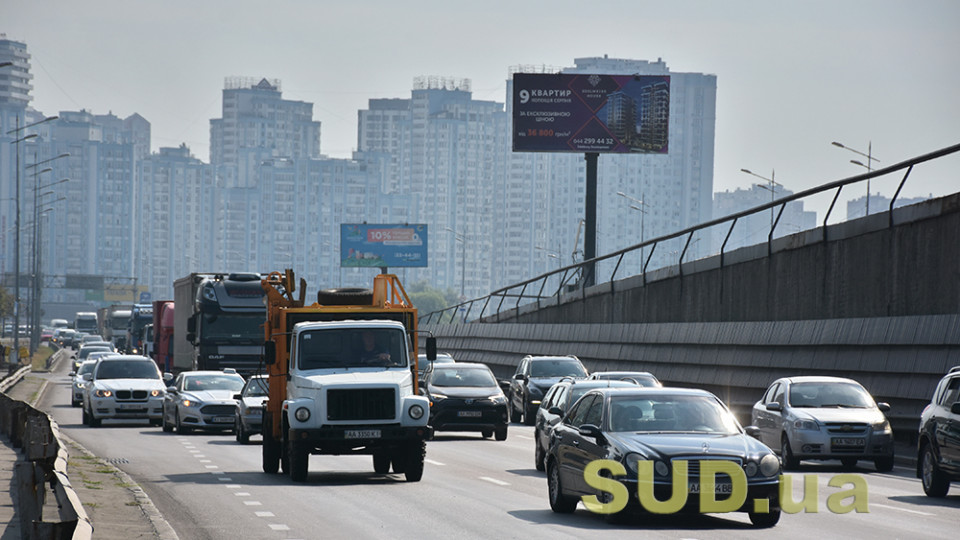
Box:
876, 402, 891, 412
513, 373, 526, 380
745, 426, 762, 439
578, 424, 602, 439
166, 386, 177, 394
548, 406, 563, 416
69, 371, 76, 376
765, 402, 782, 412
951, 402, 960, 415
163, 372, 173, 383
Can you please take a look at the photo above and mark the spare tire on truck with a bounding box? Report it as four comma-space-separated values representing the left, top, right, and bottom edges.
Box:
317, 288, 374, 306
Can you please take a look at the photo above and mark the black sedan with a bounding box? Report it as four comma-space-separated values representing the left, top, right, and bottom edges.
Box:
422, 362, 508, 440
546, 387, 781, 527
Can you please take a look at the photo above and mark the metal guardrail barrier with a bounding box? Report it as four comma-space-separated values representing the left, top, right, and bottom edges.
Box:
421, 142, 960, 324
0, 358, 93, 539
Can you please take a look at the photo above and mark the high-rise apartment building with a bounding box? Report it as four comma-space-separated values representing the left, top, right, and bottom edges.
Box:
713, 186, 817, 253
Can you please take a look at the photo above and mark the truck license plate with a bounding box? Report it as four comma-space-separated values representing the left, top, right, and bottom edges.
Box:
346, 429, 381, 439
457, 411, 482, 418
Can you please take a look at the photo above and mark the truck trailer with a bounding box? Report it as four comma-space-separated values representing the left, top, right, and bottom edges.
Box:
98, 305, 132, 351
173, 272, 266, 376
152, 301, 175, 373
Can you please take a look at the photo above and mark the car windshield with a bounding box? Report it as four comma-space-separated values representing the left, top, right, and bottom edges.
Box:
431, 368, 497, 388
243, 379, 269, 397
185, 375, 245, 392
297, 328, 406, 369
789, 382, 874, 408
530, 359, 586, 378
609, 394, 740, 434
96, 361, 160, 380
79, 347, 111, 359
77, 362, 96, 376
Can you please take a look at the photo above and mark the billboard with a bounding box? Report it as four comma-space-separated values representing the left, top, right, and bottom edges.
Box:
512, 73, 670, 154
340, 224, 428, 268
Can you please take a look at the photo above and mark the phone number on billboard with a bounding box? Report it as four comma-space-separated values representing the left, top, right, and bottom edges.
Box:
572, 137, 615, 146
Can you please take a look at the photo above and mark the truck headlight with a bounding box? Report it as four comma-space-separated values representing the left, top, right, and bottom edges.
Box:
295, 407, 311, 422
409, 404, 425, 420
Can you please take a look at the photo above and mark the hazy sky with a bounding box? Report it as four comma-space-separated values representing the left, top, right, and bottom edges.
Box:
4, 0, 958, 205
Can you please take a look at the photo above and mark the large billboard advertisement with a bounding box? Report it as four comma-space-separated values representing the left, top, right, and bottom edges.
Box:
512, 73, 670, 154
340, 224, 428, 268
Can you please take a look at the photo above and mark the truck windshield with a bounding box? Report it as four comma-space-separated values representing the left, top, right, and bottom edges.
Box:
298, 328, 406, 369
200, 314, 264, 342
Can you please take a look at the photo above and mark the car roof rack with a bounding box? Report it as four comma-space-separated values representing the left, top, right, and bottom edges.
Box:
949, 366, 960, 374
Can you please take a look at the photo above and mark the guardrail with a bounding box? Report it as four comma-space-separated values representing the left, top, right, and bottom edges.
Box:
0, 361, 93, 539
421, 142, 960, 324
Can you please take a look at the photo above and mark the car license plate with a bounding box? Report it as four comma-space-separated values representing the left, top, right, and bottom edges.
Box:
457, 410, 482, 418
688, 483, 734, 494
118, 404, 143, 410
345, 429, 381, 439
832, 438, 865, 447
212, 416, 234, 424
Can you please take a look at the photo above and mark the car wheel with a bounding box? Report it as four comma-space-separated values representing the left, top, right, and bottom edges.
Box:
82, 406, 90, 426
749, 504, 781, 528
176, 411, 192, 434
149, 418, 162, 427
920, 443, 950, 497
289, 441, 309, 482
874, 454, 894, 473
495, 427, 508, 442
523, 404, 536, 427
780, 435, 799, 470
88, 410, 101, 428
481, 429, 493, 439
237, 420, 250, 444
841, 457, 858, 470
161, 410, 173, 433
373, 452, 391, 474
534, 440, 545, 471
510, 401, 523, 424
547, 459, 578, 513
71, 398, 79, 408
262, 414, 281, 474
403, 441, 426, 482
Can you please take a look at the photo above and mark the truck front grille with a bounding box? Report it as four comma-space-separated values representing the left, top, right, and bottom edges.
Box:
327, 388, 396, 421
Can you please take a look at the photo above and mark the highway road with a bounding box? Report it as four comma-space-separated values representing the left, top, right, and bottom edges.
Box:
34, 360, 960, 540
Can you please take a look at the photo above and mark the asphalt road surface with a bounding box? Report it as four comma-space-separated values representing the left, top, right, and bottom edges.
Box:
33, 359, 960, 540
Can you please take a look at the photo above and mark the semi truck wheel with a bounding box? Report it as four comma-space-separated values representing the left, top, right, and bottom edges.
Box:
317, 288, 374, 306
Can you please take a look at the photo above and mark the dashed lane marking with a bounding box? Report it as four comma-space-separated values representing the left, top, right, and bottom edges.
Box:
870, 503, 934, 516
243, 501, 263, 506
425, 459, 445, 466
479, 476, 510, 486
255, 511, 274, 517
268, 524, 290, 531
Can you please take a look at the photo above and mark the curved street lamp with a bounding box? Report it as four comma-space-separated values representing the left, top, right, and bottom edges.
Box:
832, 141, 880, 216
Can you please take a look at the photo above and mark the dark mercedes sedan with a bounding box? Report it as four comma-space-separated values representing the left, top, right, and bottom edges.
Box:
546, 387, 781, 527
423, 362, 508, 440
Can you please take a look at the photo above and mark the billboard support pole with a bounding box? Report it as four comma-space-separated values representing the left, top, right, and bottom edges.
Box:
583, 152, 598, 288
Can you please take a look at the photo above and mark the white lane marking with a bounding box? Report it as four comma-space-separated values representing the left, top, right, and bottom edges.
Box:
211, 471, 224, 475
479, 476, 510, 486
243, 501, 262, 506
205, 465, 219, 469
268, 524, 290, 531
193, 454, 205, 457
189, 450, 200, 454
255, 511, 274, 517
225, 484, 241, 489
425, 459, 445, 466
516, 435, 533, 440
217, 477, 232, 481
870, 503, 934, 516
199, 460, 212, 463
235, 492, 251, 497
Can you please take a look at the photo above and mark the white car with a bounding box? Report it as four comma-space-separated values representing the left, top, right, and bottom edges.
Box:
234, 375, 269, 444
82, 355, 165, 427
162, 370, 246, 434
70, 359, 98, 407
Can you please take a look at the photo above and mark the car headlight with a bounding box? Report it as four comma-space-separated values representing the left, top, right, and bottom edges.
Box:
489, 395, 507, 404
793, 419, 819, 431
76, 382, 85, 389
150, 389, 163, 397
872, 419, 892, 434
294, 407, 311, 422
409, 404, 425, 420
760, 453, 781, 477
654, 460, 670, 477
181, 399, 201, 408
430, 393, 447, 402
94, 389, 112, 398
624, 452, 646, 475
743, 461, 759, 477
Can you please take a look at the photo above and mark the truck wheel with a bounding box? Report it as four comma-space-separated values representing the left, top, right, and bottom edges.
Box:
317, 288, 374, 306
391, 454, 406, 474
262, 416, 281, 474
403, 441, 426, 482
289, 441, 309, 482
373, 452, 391, 474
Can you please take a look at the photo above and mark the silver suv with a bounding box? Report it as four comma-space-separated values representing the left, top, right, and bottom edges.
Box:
917, 366, 960, 497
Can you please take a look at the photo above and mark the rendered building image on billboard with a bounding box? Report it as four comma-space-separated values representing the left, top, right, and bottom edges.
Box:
340, 224, 428, 268
512, 73, 670, 154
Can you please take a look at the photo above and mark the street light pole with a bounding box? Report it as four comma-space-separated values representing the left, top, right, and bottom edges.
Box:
740, 168, 781, 230
444, 227, 466, 299
616, 190, 649, 262
832, 141, 880, 217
